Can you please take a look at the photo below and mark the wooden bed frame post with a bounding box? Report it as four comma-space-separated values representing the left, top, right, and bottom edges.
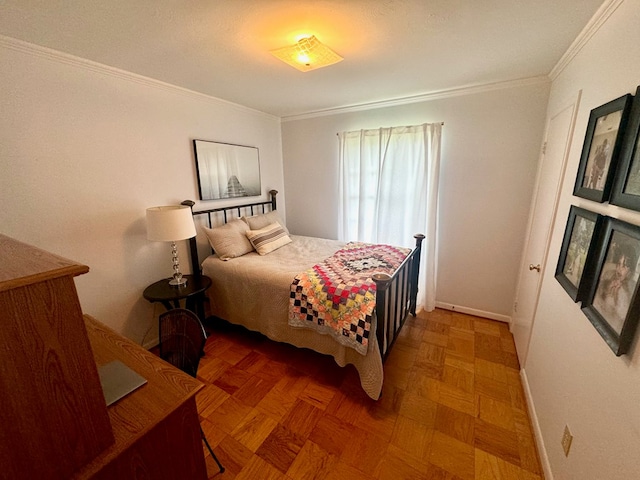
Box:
269, 189, 278, 211
180, 200, 201, 277
410, 234, 425, 315
372, 273, 391, 359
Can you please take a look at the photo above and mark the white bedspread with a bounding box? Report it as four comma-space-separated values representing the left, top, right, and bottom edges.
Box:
201, 235, 384, 399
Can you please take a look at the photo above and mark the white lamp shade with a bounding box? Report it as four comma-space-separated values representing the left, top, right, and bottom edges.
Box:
146, 205, 197, 241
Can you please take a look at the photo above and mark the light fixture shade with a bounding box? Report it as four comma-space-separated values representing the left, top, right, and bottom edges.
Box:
270, 35, 343, 72
146, 205, 196, 242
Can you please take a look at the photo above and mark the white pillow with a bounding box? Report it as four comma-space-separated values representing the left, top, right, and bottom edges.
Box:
242, 210, 289, 234
245, 222, 292, 255
202, 219, 254, 260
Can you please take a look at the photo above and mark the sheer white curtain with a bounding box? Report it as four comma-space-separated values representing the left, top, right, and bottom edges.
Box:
338, 123, 441, 311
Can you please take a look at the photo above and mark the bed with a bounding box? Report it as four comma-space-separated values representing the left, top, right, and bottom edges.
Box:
181, 190, 423, 399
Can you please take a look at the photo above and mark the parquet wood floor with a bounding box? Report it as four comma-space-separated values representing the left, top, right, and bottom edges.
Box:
192, 308, 544, 479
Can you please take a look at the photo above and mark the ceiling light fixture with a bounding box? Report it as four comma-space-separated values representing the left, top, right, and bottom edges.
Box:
270, 35, 343, 72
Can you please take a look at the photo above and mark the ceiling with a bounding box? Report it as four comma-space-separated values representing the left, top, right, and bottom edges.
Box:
0, 0, 605, 118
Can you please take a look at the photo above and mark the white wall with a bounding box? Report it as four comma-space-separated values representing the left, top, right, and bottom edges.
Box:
281, 82, 550, 319
523, 0, 640, 478
0, 39, 284, 345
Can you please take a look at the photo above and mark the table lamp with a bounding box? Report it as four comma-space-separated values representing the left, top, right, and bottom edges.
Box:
146, 205, 197, 286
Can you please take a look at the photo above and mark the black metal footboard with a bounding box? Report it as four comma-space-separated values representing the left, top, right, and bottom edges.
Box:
373, 234, 425, 362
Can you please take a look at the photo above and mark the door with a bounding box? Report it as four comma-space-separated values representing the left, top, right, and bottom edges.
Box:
511, 90, 582, 366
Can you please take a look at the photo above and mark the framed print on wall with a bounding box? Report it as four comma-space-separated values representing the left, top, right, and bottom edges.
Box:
555, 206, 603, 302
611, 86, 640, 210
193, 139, 261, 201
573, 93, 632, 203
581, 217, 640, 356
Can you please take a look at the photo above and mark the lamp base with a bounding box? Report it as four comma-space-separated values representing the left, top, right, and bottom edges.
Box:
168, 241, 187, 287
169, 276, 188, 287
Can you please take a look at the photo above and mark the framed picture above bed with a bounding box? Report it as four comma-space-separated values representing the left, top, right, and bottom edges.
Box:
193, 139, 261, 201
573, 93, 632, 203
611, 86, 640, 211
555, 206, 603, 302
580, 216, 640, 356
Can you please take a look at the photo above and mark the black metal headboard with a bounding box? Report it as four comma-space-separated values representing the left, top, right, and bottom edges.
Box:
181, 189, 278, 275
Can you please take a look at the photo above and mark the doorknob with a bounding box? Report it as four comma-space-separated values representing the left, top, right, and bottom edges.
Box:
529, 264, 541, 272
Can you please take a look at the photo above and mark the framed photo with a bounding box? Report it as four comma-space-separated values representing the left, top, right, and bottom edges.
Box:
573, 94, 632, 202
193, 139, 261, 201
611, 86, 640, 210
581, 217, 640, 356
555, 206, 603, 302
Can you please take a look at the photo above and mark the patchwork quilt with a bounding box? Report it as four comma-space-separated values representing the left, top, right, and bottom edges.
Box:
288, 242, 411, 355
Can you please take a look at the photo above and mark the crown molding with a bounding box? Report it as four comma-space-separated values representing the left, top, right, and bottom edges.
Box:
549, 0, 624, 81
281, 75, 550, 122
0, 34, 278, 121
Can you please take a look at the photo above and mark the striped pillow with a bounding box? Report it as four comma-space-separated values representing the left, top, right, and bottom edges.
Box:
246, 222, 292, 255
242, 210, 289, 234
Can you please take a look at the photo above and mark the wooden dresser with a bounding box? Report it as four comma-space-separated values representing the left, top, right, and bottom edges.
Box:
0, 234, 207, 479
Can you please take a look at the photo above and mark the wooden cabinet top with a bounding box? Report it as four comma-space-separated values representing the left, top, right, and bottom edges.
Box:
0, 234, 89, 291
75, 315, 204, 478
0, 234, 206, 478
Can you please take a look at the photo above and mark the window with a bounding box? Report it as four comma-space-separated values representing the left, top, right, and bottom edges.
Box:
338, 123, 442, 310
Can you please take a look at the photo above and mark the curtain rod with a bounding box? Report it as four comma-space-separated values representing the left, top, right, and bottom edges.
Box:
336, 122, 444, 136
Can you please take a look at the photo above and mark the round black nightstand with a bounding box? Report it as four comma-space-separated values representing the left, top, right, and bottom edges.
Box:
143, 274, 212, 322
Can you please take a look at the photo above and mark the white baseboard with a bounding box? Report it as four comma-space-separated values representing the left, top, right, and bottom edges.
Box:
520, 368, 554, 480
434, 302, 511, 323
